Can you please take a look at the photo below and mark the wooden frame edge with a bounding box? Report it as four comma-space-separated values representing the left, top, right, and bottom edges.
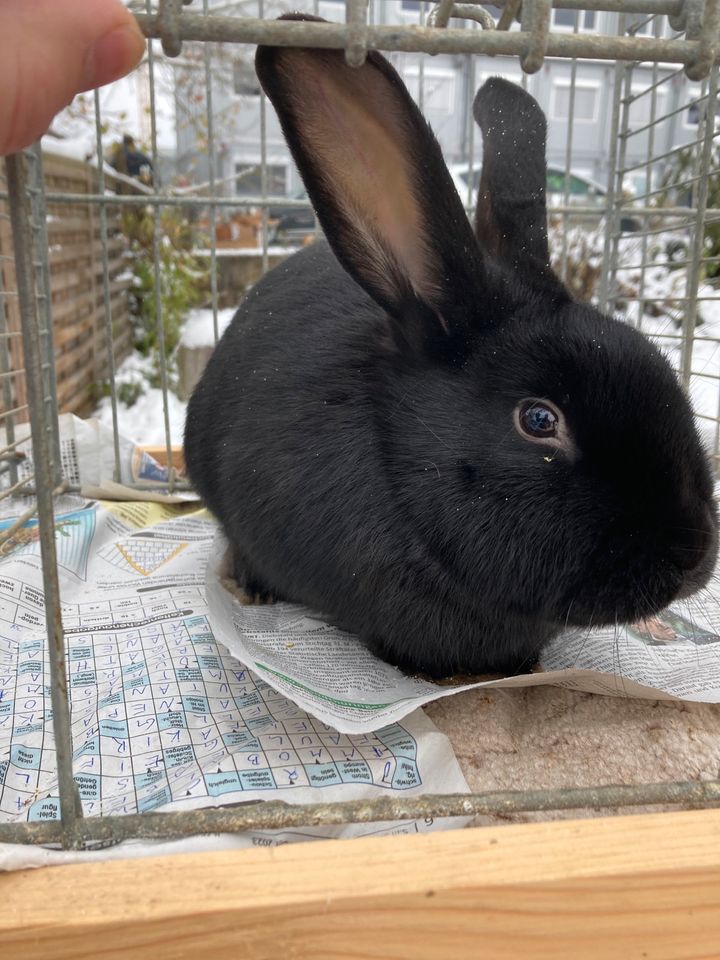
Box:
2, 807, 720, 959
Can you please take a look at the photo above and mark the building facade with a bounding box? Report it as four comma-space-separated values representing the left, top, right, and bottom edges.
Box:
174, 2, 703, 204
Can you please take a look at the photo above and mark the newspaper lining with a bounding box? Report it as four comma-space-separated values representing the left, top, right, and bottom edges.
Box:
0, 413, 198, 507
0, 498, 470, 870
206, 529, 720, 733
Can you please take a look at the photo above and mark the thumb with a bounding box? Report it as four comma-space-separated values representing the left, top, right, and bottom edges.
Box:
0, 0, 146, 156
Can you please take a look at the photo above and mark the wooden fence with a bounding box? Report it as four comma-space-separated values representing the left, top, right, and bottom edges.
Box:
1, 150, 135, 420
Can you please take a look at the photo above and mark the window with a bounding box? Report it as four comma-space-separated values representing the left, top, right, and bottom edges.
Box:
686, 99, 720, 126
550, 82, 599, 123
626, 13, 654, 37
235, 163, 287, 197
399, 1, 422, 23
628, 87, 668, 128
687, 102, 702, 126
233, 61, 260, 97
404, 67, 456, 114
551, 9, 596, 31
482, 4, 522, 28
318, 1, 343, 20
479, 68, 523, 90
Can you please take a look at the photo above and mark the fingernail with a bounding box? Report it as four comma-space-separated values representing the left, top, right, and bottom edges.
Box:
82, 23, 146, 92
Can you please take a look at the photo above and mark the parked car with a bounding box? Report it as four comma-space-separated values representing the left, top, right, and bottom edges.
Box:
267, 191, 317, 245
449, 162, 606, 207
268, 166, 637, 247
448, 162, 639, 231
546, 166, 609, 208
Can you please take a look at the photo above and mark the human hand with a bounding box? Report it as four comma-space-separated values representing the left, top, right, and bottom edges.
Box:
0, 0, 145, 156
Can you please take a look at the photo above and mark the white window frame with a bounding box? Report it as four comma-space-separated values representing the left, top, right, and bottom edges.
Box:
478, 68, 524, 87
402, 65, 457, 114
550, 8, 598, 32
627, 83, 669, 130
398, 0, 423, 23
318, 0, 345, 18
684, 85, 701, 129
625, 13, 655, 37
549, 80, 601, 124
681, 84, 718, 130
231, 59, 261, 99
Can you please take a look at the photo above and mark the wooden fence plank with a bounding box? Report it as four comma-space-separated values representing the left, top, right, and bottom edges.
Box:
0, 152, 135, 419
2, 809, 720, 960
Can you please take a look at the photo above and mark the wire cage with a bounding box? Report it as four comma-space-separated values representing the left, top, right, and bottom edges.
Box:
1, 0, 720, 851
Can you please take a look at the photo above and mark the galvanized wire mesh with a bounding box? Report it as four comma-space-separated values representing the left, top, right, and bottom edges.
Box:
600, 11, 720, 468
1, 0, 720, 848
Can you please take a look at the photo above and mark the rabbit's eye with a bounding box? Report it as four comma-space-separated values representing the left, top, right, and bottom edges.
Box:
514, 399, 576, 459
518, 401, 558, 438
513, 397, 578, 460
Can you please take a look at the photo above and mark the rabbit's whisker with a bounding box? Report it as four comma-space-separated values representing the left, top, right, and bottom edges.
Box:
397, 398, 459, 455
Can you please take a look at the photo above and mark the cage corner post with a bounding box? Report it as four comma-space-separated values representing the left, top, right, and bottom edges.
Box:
4, 150, 82, 841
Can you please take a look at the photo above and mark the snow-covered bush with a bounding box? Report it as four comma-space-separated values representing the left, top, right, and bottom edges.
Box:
123, 207, 208, 365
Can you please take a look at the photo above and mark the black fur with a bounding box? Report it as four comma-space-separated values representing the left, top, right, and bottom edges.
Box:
184, 20, 718, 678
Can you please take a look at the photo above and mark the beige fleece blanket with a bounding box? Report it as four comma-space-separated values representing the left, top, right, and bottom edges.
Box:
425, 687, 720, 824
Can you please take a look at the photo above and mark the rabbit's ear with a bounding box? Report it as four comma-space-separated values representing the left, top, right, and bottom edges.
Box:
256, 17, 485, 354
473, 78, 568, 297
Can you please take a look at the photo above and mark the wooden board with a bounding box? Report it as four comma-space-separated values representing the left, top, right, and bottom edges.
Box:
2, 808, 720, 960
0, 153, 134, 421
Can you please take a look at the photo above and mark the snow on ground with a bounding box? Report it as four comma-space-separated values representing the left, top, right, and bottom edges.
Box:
611, 230, 720, 451
641, 296, 720, 452
93, 261, 720, 451
179, 307, 236, 349
93, 308, 237, 446
99, 384, 187, 447
94, 352, 187, 447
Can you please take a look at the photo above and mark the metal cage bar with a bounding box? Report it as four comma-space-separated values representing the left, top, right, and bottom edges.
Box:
680, 63, 720, 386
94, 90, 123, 484
136, 10, 720, 73
1, 776, 719, 848
4, 154, 79, 832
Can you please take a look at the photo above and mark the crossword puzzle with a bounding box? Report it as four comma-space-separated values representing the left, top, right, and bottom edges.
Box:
0, 580, 422, 822
0, 506, 96, 580
99, 537, 189, 577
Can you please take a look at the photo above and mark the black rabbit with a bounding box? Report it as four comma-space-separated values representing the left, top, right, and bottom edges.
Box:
185, 15, 718, 678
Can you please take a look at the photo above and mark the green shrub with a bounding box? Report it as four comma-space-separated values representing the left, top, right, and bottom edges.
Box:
123, 207, 209, 365
117, 380, 145, 407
